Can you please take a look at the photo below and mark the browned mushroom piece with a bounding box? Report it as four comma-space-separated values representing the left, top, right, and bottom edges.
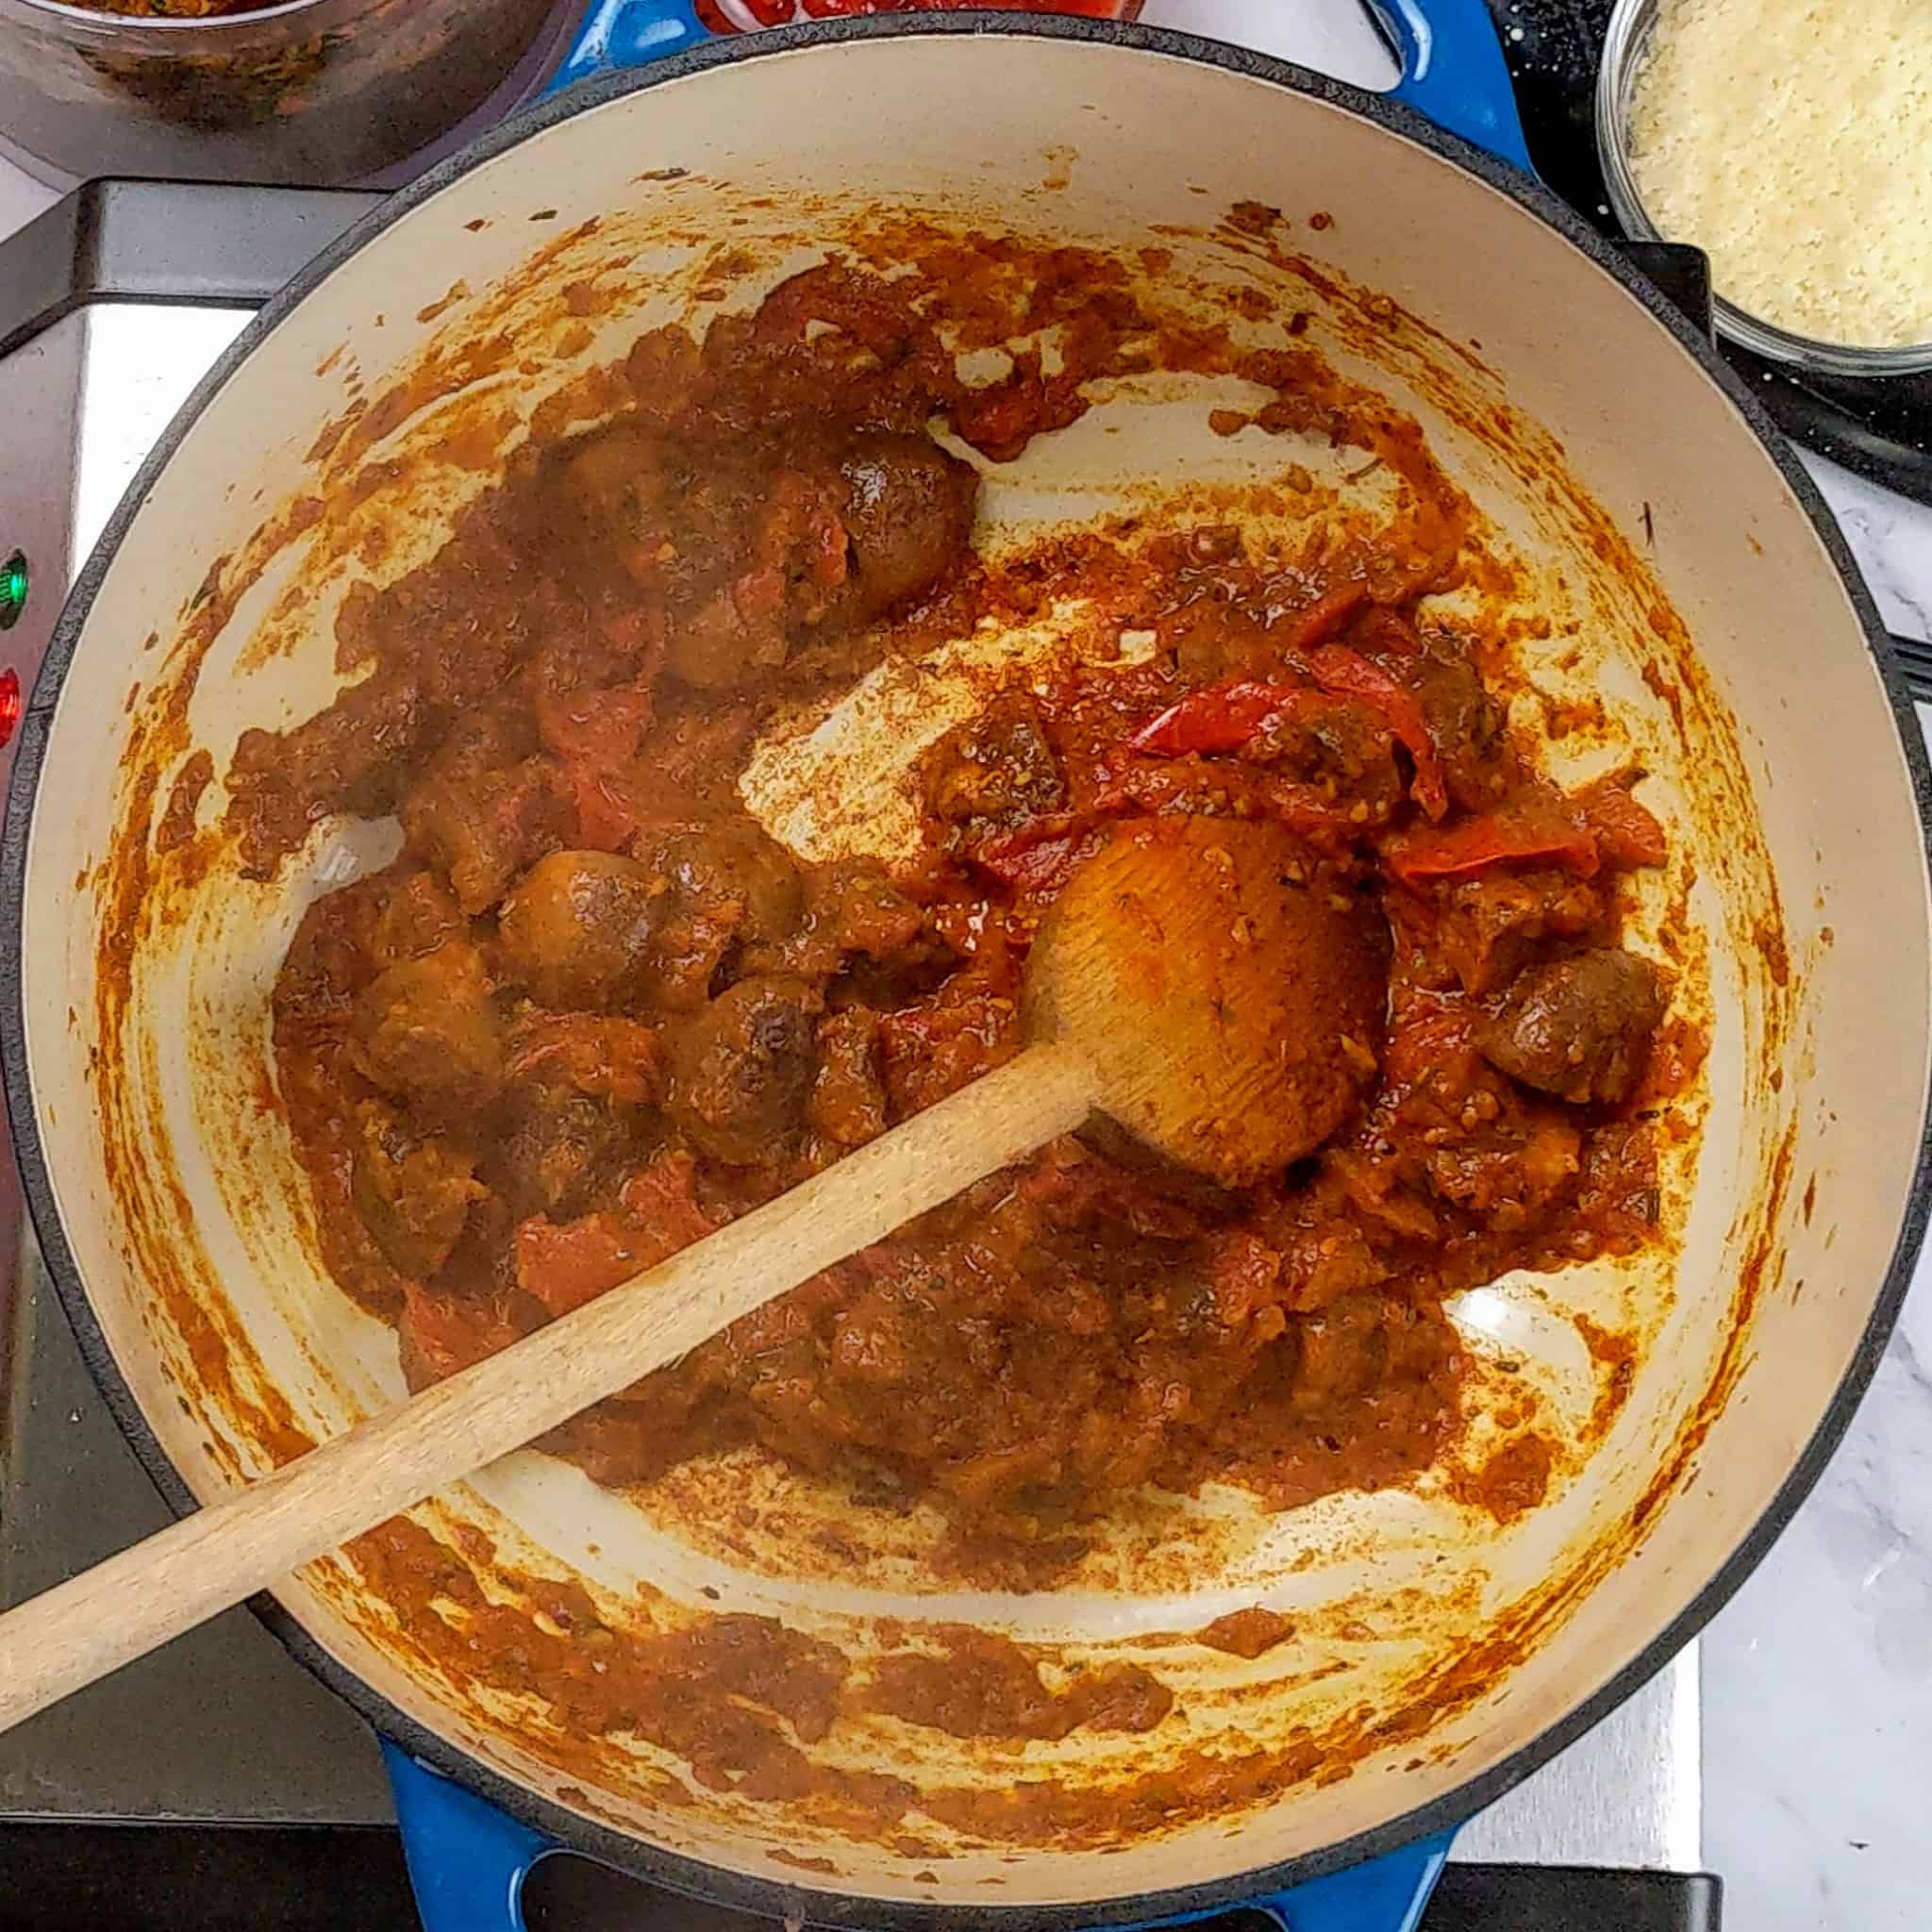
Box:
1477, 948, 1668, 1106
497, 851, 664, 1011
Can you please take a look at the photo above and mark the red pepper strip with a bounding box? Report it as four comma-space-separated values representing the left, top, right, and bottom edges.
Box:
1268, 781, 1395, 848
1349, 605, 1424, 659
537, 680, 651, 852
1126, 679, 1295, 757
398, 1283, 525, 1385
1281, 582, 1371, 654
513, 1210, 642, 1321
1574, 774, 1667, 869
1307, 644, 1449, 821
535, 680, 651, 768
566, 763, 639, 853
1385, 804, 1599, 889
971, 819, 1104, 895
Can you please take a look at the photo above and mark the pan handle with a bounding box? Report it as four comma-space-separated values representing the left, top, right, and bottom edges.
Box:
536, 0, 1539, 175
383, 1742, 549, 1932
541, 0, 709, 95
1365, 0, 1535, 173
385, 1740, 1450, 1931
1242, 1832, 1454, 1931
1087, 1830, 1455, 1932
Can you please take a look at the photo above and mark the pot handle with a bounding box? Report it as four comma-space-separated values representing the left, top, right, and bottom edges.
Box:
1367, 0, 1534, 173
537, 0, 1539, 176
383, 1741, 549, 1932
1093, 1831, 1455, 1932
383, 1733, 1453, 1932
542, 0, 708, 96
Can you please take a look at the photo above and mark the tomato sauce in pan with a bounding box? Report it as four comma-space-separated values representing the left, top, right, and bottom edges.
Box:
233, 253, 1682, 1564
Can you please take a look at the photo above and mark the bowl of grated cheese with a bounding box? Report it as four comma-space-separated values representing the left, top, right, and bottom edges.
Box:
1598, 0, 1932, 376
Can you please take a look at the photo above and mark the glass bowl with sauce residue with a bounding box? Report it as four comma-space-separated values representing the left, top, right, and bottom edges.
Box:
0, 0, 579, 188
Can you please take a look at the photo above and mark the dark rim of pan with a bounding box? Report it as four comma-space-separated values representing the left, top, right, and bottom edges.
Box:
4, 14, 1930, 1929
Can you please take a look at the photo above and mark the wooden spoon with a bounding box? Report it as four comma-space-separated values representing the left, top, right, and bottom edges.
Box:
0, 815, 1385, 1736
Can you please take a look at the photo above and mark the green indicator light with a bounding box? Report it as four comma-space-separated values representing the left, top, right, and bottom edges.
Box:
0, 552, 25, 632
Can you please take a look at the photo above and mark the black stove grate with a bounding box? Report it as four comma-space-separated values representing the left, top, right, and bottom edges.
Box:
0, 1822, 1720, 1931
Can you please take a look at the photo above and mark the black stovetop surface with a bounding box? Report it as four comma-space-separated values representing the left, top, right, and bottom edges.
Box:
0, 1821, 1719, 1932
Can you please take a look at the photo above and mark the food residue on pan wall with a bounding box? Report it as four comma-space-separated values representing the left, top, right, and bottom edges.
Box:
73, 182, 1790, 1872
306, 1501, 1506, 1854
1196, 1607, 1297, 1658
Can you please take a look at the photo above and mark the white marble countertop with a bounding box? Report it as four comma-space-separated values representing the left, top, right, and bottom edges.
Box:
1, 5, 1927, 1927
1704, 459, 1932, 1932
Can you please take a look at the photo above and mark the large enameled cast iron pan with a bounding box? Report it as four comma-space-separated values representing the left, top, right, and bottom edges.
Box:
5, 8, 1929, 1931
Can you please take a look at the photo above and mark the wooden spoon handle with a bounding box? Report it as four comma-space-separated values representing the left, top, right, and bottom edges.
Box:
0, 1041, 1093, 1739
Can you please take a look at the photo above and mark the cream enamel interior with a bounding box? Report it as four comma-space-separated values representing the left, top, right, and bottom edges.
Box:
14, 31, 1931, 1912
